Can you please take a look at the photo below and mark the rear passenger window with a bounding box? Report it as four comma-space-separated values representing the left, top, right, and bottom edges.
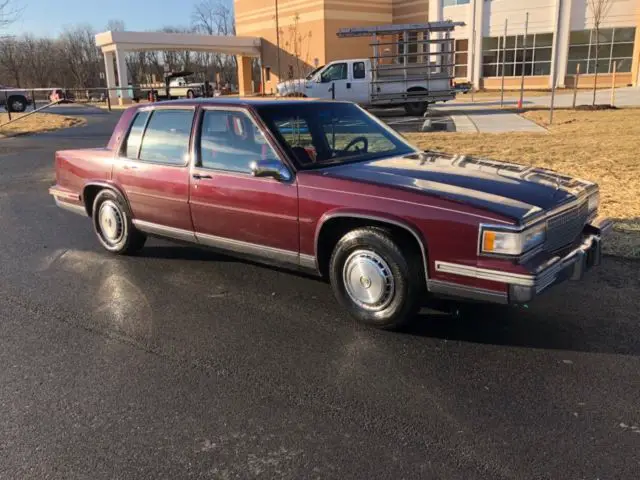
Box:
138, 109, 194, 165
198, 110, 279, 173
353, 62, 366, 79
123, 111, 150, 158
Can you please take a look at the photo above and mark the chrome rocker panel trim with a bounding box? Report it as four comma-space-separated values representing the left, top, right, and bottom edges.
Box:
54, 197, 88, 217
132, 219, 317, 271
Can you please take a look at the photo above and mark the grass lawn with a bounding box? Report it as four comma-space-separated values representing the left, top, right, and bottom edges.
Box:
406, 108, 640, 258
0, 112, 85, 136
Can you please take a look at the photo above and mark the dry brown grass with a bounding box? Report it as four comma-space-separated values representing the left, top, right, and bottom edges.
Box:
406, 108, 640, 258
0, 112, 85, 136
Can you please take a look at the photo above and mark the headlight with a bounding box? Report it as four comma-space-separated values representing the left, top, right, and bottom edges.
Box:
588, 192, 599, 213
480, 223, 546, 256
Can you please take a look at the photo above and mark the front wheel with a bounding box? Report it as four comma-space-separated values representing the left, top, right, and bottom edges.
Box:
329, 227, 423, 330
92, 189, 146, 255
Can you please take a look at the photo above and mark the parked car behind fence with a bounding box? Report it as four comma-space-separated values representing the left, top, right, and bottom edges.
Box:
0, 85, 32, 112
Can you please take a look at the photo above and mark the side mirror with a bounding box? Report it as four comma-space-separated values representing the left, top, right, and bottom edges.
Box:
250, 159, 292, 182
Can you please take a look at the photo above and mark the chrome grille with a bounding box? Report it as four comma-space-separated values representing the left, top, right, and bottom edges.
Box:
545, 202, 589, 252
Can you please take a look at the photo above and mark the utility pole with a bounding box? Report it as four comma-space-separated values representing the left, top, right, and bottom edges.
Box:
275, 0, 282, 82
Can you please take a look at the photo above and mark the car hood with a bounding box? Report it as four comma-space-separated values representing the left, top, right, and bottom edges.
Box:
320, 152, 597, 223
277, 78, 306, 92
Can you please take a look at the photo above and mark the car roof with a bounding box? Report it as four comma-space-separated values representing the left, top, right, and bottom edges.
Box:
143, 97, 349, 109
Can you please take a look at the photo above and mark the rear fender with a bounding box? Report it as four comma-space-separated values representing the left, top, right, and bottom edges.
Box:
82, 181, 132, 217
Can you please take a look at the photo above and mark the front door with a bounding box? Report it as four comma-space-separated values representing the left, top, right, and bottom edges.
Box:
317, 62, 349, 100
188, 107, 299, 261
112, 107, 195, 232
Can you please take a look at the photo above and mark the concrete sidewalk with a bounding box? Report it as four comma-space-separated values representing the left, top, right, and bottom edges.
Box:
435, 86, 640, 133
432, 107, 547, 133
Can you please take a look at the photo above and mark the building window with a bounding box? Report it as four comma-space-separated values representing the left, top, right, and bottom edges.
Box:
443, 0, 470, 5
454, 39, 468, 77
482, 33, 553, 77
567, 27, 636, 74
398, 32, 421, 64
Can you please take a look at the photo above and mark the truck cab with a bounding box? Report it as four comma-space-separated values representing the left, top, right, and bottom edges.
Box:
299, 59, 371, 106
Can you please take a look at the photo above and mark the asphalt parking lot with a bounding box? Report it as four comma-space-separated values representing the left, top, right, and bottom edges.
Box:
1, 108, 639, 479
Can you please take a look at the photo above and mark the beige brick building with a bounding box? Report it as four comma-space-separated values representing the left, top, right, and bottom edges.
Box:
236, 0, 640, 93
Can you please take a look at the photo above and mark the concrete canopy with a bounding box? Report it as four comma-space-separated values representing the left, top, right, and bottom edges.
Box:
95, 30, 262, 56
95, 30, 263, 102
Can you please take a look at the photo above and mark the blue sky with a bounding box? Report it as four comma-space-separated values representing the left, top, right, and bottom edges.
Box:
6, 0, 232, 37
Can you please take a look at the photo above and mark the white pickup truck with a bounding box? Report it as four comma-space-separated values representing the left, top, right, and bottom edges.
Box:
167, 77, 205, 99
276, 58, 456, 116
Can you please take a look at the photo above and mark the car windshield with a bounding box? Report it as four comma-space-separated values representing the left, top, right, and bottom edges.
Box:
256, 102, 416, 169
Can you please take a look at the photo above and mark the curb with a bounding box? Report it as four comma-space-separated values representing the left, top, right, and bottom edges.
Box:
450, 114, 478, 133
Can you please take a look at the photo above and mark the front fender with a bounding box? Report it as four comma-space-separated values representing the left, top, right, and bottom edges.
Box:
314, 208, 430, 283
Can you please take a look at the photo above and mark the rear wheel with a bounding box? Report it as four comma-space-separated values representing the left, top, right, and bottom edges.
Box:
404, 101, 427, 116
329, 227, 423, 330
92, 189, 146, 255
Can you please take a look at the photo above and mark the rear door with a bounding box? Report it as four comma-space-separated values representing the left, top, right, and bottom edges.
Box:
112, 107, 195, 231
349, 61, 370, 105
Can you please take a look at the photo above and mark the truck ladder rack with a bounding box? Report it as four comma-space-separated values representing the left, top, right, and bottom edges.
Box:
337, 21, 465, 38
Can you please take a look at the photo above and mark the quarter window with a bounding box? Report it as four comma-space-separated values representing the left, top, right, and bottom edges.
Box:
353, 62, 366, 79
198, 110, 280, 173
138, 109, 194, 165
123, 111, 150, 158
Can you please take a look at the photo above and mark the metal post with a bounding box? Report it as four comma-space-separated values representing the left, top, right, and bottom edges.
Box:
31, 90, 36, 110
106, 89, 112, 111
572, 63, 580, 109
470, 29, 476, 102
469, 0, 478, 101
610, 61, 617, 106
518, 12, 529, 110
549, 51, 558, 125
275, 0, 282, 83
5, 91, 11, 121
500, 19, 508, 108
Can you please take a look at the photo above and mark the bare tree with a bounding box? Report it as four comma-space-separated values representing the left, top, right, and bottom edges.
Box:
106, 19, 126, 32
587, 0, 613, 105
59, 25, 102, 88
0, 38, 22, 85
0, 0, 20, 31
192, 0, 237, 82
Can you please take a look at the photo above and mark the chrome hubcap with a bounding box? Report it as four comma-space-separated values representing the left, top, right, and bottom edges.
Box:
98, 201, 124, 243
343, 250, 395, 311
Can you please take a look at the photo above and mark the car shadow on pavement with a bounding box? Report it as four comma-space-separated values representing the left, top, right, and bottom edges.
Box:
136, 245, 322, 281
404, 300, 640, 357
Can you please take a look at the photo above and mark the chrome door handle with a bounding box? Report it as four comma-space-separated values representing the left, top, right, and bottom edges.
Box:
123, 164, 138, 170
192, 173, 212, 180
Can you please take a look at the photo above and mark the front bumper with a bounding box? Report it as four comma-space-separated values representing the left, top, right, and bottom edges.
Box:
431, 218, 613, 305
